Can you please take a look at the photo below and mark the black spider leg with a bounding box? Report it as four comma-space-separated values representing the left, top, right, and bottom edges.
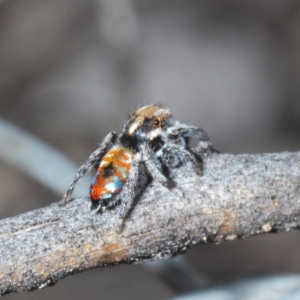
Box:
139, 143, 171, 187
91, 152, 147, 230
116, 143, 173, 231
106, 143, 172, 209
141, 141, 182, 197
160, 143, 202, 175
169, 124, 213, 155
91, 143, 172, 232
116, 153, 148, 231
59, 131, 118, 206
169, 124, 209, 141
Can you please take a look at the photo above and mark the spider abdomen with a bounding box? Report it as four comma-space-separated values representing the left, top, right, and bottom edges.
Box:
90, 147, 135, 203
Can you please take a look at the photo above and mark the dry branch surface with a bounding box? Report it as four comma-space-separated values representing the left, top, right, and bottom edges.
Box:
0, 152, 299, 295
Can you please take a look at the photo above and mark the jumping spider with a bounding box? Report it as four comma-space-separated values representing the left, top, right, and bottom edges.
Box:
60, 105, 213, 230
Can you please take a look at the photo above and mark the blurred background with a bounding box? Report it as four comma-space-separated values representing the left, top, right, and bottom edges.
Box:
0, 0, 300, 299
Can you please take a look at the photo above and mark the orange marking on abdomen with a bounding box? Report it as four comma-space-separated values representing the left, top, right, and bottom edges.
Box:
91, 147, 135, 201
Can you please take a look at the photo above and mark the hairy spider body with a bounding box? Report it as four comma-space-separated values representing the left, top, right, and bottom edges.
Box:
90, 147, 135, 206
60, 105, 213, 230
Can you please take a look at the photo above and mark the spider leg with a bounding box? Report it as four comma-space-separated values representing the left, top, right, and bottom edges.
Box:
160, 143, 201, 175
169, 124, 213, 155
169, 124, 209, 141
59, 131, 118, 206
90, 201, 107, 214
110, 153, 147, 232
139, 143, 171, 187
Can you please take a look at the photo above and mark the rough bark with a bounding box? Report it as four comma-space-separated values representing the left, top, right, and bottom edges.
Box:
0, 152, 299, 295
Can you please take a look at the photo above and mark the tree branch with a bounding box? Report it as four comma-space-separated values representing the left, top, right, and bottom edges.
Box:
0, 152, 299, 295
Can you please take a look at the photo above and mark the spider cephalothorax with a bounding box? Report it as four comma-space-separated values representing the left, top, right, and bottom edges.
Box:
60, 105, 213, 230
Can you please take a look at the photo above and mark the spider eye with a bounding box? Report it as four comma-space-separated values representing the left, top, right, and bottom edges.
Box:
153, 118, 160, 127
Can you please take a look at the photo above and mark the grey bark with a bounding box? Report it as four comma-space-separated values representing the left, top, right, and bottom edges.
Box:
0, 152, 299, 295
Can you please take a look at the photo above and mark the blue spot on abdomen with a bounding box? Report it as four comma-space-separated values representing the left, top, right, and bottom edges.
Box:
105, 176, 125, 195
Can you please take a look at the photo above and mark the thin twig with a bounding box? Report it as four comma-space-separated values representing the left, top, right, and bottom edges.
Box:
0, 151, 299, 295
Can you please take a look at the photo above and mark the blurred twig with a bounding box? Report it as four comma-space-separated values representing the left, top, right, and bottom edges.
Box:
172, 275, 300, 300
0, 151, 299, 295
0, 117, 92, 196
